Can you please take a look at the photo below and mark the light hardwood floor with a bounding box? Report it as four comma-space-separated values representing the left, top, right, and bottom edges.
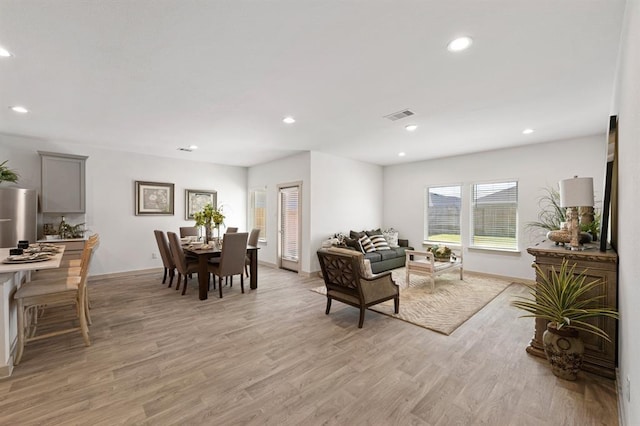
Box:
0, 267, 618, 425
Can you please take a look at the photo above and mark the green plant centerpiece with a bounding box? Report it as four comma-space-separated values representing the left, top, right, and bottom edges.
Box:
0, 160, 19, 184
193, 203, 225, 242
429, 245, 452, 261
511, 259, 618, 380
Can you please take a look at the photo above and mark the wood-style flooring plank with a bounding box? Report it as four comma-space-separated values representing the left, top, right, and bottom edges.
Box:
0, 266, 619, 425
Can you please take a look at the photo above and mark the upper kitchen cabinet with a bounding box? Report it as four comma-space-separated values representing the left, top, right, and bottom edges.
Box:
38, 151, 88, 213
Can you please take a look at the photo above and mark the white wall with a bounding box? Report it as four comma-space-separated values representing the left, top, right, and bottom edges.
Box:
613, 0, 640, 423
383, 135, 606, 279
247, 151, 384, 274
0, 133, 247, 275
247, 152, 311, 271
309, 151, 383, 272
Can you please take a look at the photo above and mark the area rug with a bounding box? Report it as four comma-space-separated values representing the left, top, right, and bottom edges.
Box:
311, 268, 514, 335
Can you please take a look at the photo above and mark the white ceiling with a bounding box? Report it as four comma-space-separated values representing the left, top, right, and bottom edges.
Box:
0, 0, 627, 167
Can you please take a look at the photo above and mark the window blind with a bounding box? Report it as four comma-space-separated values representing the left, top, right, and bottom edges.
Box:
425, 185, 461, 243
280, 187, 299, 262
471, 181, 518, 250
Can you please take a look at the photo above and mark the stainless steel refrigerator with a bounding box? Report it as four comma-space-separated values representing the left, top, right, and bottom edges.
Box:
0, 188, 37, 248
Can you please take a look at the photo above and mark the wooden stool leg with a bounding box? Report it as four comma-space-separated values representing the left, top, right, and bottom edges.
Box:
15, 299, 26, 365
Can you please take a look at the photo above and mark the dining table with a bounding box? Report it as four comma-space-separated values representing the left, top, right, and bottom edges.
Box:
0, 244, 65, 377
183, 245, 259, 300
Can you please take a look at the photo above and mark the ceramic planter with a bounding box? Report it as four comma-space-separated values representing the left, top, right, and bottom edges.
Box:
542, 323, 584, 380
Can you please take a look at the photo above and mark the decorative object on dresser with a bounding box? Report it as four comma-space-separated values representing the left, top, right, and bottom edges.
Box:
526, 242, 618, 379
134, 181, 174, 215
558, 176, 594, 250
527, 185, 599, 245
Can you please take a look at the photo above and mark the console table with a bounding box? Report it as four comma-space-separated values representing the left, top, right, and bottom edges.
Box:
526, 242, 618, 379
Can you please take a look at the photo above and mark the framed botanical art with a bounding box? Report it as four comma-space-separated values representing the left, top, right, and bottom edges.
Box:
185, 189, 217, 220
135, 181, 175, 215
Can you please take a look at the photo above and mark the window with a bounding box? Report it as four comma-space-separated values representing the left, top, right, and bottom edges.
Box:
425, 185, 461, 243
249, 189, 266, 241
471, 181, 518, 250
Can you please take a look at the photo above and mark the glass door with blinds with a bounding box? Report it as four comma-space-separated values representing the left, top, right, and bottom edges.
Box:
278, 183, 301, 272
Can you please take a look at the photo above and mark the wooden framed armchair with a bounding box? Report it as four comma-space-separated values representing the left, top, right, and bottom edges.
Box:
317, 248, 399, 328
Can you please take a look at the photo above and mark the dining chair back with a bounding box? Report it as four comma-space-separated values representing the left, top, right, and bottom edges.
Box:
154, 230, 176, 287
226, 227, 238, 233
245, 228, 261, 277
179, 226, 199, 238
208, 232, 248, 298
167, 231, 200, 295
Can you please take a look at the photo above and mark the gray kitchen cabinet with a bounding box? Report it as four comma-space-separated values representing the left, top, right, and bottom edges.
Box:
39, 151, 88, 213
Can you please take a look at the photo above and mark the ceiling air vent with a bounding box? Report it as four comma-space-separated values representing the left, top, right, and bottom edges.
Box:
383, 109, 415, 121
177, 147, 193, 152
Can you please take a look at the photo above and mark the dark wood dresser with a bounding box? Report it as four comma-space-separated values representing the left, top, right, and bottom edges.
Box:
526, 242, 618, 379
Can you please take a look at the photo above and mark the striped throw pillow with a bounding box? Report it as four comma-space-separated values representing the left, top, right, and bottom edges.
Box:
358, 235, 376, 253
370, 234, 391, 251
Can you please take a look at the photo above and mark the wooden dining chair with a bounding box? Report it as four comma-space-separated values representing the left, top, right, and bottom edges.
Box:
30, 234, 100, 324
245, 228, 260, 277
153, 230, 176, 287
179, 226, 199, 238
13, 239, 98, 364
208, 232, 248, 298
167, 231, 200, 295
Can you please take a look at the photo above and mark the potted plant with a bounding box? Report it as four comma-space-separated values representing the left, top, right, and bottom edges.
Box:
511, 259, 618, 380
429, 245, 452, 261
0, 160, 19, 184
193, 203, 225, 242
527, 185, 600, 243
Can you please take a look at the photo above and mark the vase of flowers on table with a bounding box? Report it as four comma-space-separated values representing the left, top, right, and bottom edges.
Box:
193, 203, 225, 243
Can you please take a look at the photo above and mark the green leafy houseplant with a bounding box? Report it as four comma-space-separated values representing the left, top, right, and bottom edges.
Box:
527, 186, 566, 232
0, 160, 19, 183
527, 185, 600, 238
511, 259, 618, 379
512, 259, 618, 340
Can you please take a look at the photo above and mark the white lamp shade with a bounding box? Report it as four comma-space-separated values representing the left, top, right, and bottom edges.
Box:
559, 177, 594, 207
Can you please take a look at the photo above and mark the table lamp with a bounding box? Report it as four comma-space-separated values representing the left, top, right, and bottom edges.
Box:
559, 176, 594, 250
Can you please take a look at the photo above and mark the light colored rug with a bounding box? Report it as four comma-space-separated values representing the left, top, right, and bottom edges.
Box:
311, 268, 514, 335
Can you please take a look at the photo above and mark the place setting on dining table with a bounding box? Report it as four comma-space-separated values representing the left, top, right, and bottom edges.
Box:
2, 241, 63, 264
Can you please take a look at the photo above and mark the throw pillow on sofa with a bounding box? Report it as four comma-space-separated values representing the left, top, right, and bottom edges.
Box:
383, 228, 399, 248
358, 235, 376, 253
369, 234, 391, 251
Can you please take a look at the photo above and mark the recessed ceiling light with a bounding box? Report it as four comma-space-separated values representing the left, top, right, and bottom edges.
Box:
0, 46, 12, 57
283, 116, 295, 124
9, 106, 28, 113
189, 145, 198, 150
405, 124, 418, 132
447, 36, 473, 52
398, 152, 406, 157
522, 128, 534, 135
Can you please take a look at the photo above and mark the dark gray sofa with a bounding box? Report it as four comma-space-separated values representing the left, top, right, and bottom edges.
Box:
332, 229, 412, 274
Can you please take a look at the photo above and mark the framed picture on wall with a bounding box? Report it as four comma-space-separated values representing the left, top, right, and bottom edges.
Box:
135, 181, 175, 215
185, 189, 217, 220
